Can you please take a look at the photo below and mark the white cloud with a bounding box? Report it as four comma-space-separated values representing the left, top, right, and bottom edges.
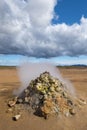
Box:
0, 0, 87, 58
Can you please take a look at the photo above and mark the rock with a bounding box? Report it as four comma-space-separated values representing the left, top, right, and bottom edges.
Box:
63, 109, 70, 117
67, 99, 73, 106
76, 98, 86, 105
17, 98, 23, 103
79, 98, 86, 105
6, 108, 13, 113
62, 92, 68, 98
8, 97, 18, 107
50, 86, 55, 92
65, 112, 69, 117
24, 89, 29, 93
25, 97, 29, 103
44, 114, 49, 119
69, 108, 76, 115
39, 95, 43, 99
44, 94, 48, 99
53, 106, 59, 113
8, 100, 16, 107
13, 114, 21, 121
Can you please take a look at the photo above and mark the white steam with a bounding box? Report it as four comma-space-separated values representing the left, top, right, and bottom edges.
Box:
15, 62, 75, 96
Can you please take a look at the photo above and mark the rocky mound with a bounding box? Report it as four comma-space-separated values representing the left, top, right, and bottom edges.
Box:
7, 71, 86, 120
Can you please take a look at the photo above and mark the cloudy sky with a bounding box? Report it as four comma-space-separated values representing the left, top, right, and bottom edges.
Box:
0, 0, 87, 65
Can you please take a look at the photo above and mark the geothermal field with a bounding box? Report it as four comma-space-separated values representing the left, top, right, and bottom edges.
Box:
0, 65, 87, 130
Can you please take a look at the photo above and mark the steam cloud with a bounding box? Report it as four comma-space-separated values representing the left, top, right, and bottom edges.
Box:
15, 62, 75, 96
0, 0, 87, 58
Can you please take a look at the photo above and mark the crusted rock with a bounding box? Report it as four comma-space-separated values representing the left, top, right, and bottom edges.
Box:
7, 71, 85, 119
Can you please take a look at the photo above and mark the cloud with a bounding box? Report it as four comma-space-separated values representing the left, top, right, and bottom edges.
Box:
0, 0, 87, 58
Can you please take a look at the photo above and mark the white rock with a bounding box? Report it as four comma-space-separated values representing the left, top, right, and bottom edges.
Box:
13, 114, 21, 121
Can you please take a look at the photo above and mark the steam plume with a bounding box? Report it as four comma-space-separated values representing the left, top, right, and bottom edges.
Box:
14, 62, 75, 96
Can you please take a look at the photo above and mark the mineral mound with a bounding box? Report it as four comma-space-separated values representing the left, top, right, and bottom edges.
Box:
7, 71, 86, 120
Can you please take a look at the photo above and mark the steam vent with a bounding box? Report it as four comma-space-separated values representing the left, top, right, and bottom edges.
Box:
7, 71, 86, 120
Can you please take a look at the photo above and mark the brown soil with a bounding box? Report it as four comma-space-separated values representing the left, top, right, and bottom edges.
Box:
0, 67, 87, 130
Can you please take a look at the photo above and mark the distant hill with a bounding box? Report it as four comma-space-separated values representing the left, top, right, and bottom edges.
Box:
0, 66, 16, 69
70, 64, 87, 67
57, 64, 87, 68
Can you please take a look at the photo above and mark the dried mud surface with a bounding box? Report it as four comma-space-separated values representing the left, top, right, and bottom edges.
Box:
0, 67, 87, 130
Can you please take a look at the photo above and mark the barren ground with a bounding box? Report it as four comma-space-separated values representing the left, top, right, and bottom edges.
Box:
0, 66, 87, 130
